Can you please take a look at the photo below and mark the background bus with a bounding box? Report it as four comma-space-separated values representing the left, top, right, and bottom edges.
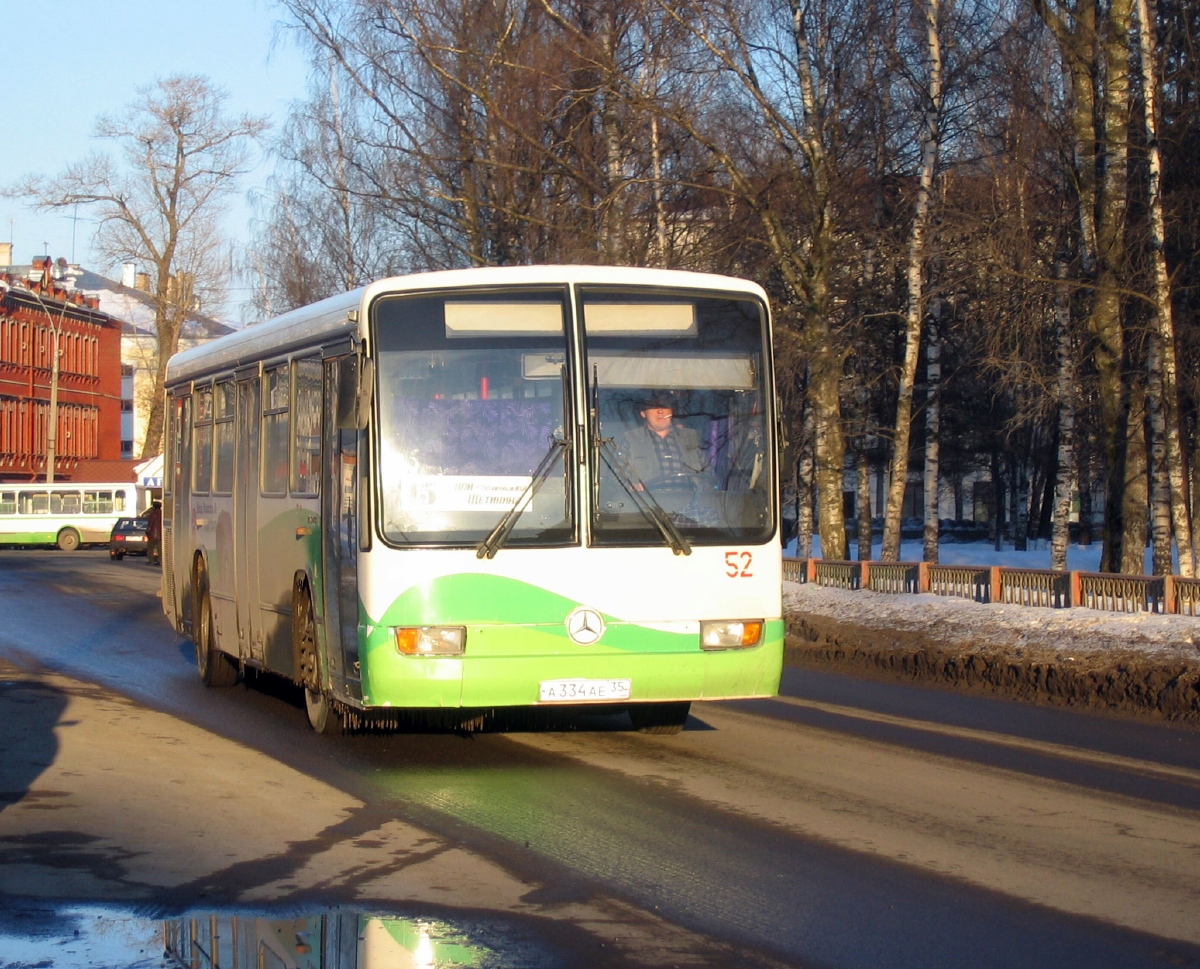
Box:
163, 266, 784, 734
0, 482, 138, 550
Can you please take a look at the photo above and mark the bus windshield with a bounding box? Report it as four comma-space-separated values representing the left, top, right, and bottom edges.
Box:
373, 290, 574, 547
584, 291, 773, 547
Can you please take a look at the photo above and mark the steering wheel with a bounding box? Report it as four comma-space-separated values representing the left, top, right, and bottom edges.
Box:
643, 472, 696, 512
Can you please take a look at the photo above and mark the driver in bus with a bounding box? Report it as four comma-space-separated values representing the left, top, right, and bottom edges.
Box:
618, 391, 711, 496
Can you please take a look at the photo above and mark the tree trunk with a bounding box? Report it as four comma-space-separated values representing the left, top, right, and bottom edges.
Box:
1037, 444, 1057, 541
923, 306, 941, 563
795, 401, 816, 560
1191, 434, 1200, 564
1036, 0, 1134, 575
1148, 332, 1174, 574
1135, 0, 1193, 576
881, 0, 942, 561
1120, 379, 1150, 575
1051, 263, 1077, 570
1078, 476, 1093, 546
857, 448, 873, 562
1013, 453, 1029, 552
810, 353, 847, 560
992, 449, 1005, 551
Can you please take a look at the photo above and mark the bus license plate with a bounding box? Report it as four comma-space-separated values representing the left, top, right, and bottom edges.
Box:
539, 678, 632, 703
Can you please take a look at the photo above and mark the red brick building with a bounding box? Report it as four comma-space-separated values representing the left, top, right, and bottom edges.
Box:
0, 257, 127, 482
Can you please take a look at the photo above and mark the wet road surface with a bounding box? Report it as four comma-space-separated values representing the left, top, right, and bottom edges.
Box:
1, 549, 1198, 968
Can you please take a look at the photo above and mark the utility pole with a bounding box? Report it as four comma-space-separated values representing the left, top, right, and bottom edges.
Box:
45, 324, 60, 483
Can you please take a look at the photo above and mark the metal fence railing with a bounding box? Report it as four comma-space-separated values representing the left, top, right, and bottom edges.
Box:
783, 556, 1200, 616
997, 568, 1072, 609
926, 564, 993, 602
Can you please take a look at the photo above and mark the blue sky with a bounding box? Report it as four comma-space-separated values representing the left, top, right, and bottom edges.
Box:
0, 0, 310, 316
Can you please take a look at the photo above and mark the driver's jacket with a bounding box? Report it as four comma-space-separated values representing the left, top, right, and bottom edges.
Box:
617, 423, 710, 486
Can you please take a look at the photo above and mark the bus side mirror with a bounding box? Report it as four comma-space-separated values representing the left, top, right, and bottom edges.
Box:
336, 354, 374, 430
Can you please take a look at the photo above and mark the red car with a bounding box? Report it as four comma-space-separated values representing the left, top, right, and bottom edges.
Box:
109, 517, 150, 559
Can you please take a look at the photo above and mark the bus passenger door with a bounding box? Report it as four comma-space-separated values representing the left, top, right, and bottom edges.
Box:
235, 377, 263, 663
167, 395, 193, 632
321, 359, 361, 701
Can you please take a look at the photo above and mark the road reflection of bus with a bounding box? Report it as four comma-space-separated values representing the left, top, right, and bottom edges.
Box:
163, 913, 490, 969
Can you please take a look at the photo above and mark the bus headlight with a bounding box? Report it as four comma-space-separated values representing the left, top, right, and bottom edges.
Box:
394, 626, 466, 656
700, 620, 764, 650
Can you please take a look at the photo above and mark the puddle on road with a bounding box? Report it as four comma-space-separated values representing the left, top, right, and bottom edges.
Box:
0, 906, 551, 968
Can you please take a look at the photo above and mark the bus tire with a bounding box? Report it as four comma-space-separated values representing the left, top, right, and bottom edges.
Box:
294, 583, 342, 736
195, 576, 238, 688
629, 701, 691, 735
57, 528, 81, 552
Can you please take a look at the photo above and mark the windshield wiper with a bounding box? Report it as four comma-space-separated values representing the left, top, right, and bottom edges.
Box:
597, 438, 692, 556
476, 437, 568, 559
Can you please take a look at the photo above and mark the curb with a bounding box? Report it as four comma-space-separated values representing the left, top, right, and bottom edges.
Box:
785, 614, 1200, 723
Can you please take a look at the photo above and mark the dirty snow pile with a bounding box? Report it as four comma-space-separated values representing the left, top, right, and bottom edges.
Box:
782, 539, 1200, 666
784, 581, 1200, 665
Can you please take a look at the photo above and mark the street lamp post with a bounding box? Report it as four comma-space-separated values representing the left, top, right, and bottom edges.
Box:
45, 324, 61, 483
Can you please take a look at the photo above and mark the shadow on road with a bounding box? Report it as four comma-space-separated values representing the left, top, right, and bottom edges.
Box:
0, 666, 66, 815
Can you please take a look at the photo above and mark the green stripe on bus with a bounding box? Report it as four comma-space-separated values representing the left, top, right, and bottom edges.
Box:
0, 531, 57, 545
365, 573, 699, 653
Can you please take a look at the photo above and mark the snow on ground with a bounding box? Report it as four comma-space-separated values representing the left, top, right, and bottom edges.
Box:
783, 539, 1200, 665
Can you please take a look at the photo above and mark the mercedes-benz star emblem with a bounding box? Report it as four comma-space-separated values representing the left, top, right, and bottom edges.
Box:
565, 606, 606, 646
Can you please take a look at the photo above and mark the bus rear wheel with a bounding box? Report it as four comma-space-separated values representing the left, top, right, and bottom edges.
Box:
629, 701, 691, 735
57, 528, 81, 552
294, 584, 342, 735
195, 579, 238, 687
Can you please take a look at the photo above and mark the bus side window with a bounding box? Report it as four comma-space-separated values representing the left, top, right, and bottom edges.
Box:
82, 490, 112, 515
291, 358, 321, 497
0, 492, 13, 515
262, 365, 290, 495
213, 380, 236, 495
193, 384, 214, 495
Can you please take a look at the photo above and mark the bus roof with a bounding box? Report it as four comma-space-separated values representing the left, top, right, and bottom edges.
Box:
166, 265, 768, 387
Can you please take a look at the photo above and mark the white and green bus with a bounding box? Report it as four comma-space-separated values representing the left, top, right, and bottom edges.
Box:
0, 482, 137, 550
162, 266, 784, 733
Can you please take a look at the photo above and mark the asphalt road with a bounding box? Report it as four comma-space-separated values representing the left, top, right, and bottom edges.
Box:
1, 548, 1198, 969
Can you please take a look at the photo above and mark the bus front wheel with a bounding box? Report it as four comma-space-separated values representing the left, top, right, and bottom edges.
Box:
629, 701, 691, 735
294, 584, 342, 736
57, 528, 81, 552
195, 577, 238, 688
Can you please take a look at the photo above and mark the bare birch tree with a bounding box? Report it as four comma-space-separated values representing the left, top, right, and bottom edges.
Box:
7, 76, 267, 457
881, 0, 944, 560
922, 303, 942, 562
1034, 0, 1144, 573
1050, 257, 1078, 570
591, 0, 861, 559
1135, 0, 1194, 576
